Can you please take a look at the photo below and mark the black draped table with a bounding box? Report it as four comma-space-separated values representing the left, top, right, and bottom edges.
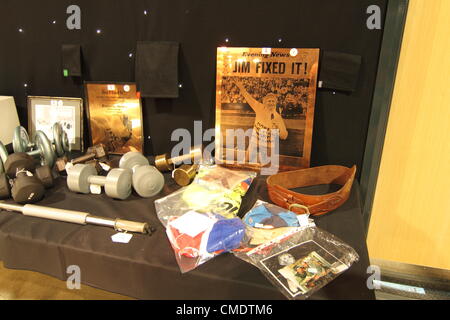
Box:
0, 170, 375, 300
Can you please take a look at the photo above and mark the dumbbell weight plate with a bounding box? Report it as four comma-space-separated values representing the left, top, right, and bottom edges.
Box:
12, 126, 31, 153
104, 169, 132, 200
52, 123, 64, 157
4, 153, 36, 179
35, 165, 54, 188
0, 173, 11, 199
0, 141, 8, 174
67, 164, 97, 194
61, 130, 71, 154
119, 152, 149, 170
34, 131, 56, 168
132, 165, 164, 198
52, 123, 71, 157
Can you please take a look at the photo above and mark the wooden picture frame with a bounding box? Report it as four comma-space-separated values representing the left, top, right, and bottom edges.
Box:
27, 96, 84, 151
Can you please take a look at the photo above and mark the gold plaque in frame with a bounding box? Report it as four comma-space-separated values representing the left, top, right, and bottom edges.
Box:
84, 82, 144, 154
215, 47, 320, 172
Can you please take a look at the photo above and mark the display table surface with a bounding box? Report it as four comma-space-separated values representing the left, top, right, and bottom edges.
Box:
0, 170, 375, 300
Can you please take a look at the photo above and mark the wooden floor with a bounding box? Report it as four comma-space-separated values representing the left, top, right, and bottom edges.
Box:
0, 262, 133, 300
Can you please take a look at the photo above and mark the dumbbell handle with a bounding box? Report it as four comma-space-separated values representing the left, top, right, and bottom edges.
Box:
72, 153, 96, 165
87, 175, 107, 186
0, 202, 151, 234
28, 149, 41, 158
170, 149, 202, 165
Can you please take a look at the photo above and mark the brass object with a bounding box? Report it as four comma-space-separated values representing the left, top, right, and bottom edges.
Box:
154, 146, 202, 172
84, 82, 144, 154
173, 164, 199, 186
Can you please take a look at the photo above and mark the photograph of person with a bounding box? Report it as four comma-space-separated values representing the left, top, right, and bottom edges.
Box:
219, 76, 308, 164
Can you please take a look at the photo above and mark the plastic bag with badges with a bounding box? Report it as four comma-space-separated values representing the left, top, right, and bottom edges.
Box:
233, 201, 359, 300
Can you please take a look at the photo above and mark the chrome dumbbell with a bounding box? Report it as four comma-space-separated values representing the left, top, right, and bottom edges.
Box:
1, 132, 55, 170
13, 123, 70, 158
119, 152, 164, 198
67, 164, 132, 200
11, 130, 56, 167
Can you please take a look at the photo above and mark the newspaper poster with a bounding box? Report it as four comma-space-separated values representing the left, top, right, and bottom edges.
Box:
215, 47, 319, 173
84, 82, 143, 154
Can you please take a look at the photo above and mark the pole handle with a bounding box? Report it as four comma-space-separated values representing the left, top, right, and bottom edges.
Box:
22, 204, 88, 224
115, 219, 149, 234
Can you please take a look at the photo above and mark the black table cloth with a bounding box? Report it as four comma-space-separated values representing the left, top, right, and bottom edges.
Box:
0, 171, 374, 300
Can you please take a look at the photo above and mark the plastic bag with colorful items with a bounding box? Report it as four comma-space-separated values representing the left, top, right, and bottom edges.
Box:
155, 165, 256, 226
234, 201, 359, 300
165, 210, 246, 273
155, 165, 256, 273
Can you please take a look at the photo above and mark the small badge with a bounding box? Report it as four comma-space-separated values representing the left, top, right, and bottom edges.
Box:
290, 48, 298, 57
262, 47, 271, 55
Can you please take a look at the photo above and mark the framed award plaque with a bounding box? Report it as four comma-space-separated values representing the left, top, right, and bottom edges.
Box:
84, 82, 144, 154
215, 47, 320, 173
28, 96, 84, 151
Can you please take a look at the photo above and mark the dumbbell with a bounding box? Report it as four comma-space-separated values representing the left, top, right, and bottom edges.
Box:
154, 146, 203, 172
67, 164, 132, 200
119, 152, 165, 198
56, 143, 109, 173
9, 130, 56, 168
0, 153, 54, 204
13, 123, 70, 157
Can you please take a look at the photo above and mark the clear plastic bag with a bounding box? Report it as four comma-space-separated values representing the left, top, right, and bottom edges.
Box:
234, 201, 359, 300
155, 165, 256, 226
155, 165, 256, 273
166, 211, 246, 273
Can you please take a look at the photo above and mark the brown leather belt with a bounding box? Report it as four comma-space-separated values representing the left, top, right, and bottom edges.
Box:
266, 165, 356, 216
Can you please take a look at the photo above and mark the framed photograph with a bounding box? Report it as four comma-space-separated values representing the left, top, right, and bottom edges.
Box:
27, 96, 84, 151
84, 82, 144, 154
215, 47, 320, 172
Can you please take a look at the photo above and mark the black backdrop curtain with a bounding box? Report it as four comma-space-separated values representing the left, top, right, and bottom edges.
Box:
0, 0, 388, 179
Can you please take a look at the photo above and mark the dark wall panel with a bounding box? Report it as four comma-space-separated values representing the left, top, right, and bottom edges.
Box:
0, 0, 388, 178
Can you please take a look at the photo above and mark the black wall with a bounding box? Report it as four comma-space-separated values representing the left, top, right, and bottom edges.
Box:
0, 0, 388, 179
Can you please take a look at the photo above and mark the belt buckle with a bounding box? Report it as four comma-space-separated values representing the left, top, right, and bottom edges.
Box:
288, 203, 310, 214
285, 195, 310, 214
